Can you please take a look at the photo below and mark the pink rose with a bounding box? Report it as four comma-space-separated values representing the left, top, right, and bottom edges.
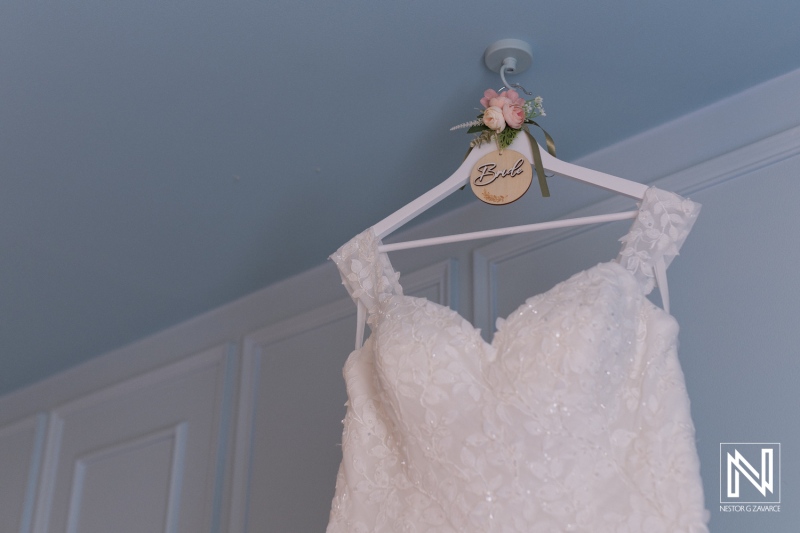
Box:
502, 103, 525, 129
488, 96, 512, 109
482, 106, 506, 132
480, 89, 499, 108
502, 90, 525, 107
480, 88, 527, 109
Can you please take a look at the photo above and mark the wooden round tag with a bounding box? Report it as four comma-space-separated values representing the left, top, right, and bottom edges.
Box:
470, 149, 532, 205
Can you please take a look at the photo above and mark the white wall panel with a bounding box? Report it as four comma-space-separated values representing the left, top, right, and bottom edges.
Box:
400, 258, 458, 309
232, 298, 355, 533
33, 345, 233, 533
0, 414, 46, 533
65, 424, 186, 533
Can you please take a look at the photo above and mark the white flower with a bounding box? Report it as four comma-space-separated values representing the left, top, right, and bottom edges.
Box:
482, 106, 506, 132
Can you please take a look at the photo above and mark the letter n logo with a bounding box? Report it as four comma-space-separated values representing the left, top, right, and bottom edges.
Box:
720, 443, 780, 503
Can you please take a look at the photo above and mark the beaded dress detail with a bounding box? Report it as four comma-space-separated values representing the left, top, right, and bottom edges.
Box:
327, 187, 708, 533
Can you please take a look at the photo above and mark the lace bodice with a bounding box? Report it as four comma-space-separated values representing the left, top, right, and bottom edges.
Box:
327, 187, 708, 532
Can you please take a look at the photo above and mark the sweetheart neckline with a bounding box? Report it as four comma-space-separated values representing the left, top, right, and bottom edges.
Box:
333, 186, 700, 350
369, 193, 652, 344
387, 257, 664, 348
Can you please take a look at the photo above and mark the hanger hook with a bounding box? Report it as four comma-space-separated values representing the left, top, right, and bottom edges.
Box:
499, 59, 533, 96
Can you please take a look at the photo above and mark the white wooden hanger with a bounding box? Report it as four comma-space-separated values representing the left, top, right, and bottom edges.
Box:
348, 133, 671, 350
373, 132, 648, 250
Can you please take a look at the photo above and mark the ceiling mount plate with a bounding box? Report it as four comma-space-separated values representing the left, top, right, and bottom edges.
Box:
484, 39, 533, 75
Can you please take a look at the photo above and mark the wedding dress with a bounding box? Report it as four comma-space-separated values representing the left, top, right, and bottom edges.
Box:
327, 187, 709, 532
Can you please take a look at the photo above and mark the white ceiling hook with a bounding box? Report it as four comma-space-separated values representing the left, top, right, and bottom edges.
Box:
484, 39, 533, 94
502, 56, 519, 73
500, 58, 518, 90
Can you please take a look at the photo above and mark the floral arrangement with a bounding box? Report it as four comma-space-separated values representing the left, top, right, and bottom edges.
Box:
451, 88, 545, 150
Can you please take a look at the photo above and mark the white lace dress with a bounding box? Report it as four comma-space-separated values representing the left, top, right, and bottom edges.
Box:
327, 187, 709, 533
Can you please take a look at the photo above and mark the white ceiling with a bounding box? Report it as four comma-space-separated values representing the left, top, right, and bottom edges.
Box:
2, 1, 800, 395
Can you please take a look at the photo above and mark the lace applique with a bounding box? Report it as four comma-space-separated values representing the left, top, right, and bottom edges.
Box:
617, 187, 701, 295
331, 228, 402, 321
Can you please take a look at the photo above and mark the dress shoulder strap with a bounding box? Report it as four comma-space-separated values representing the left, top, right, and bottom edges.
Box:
617, 187, 701, 304
330, 227, 403, 317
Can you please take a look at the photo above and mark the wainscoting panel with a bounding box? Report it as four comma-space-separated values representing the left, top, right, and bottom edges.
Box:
32, 345, 233, 533
0, 414, 47, 533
